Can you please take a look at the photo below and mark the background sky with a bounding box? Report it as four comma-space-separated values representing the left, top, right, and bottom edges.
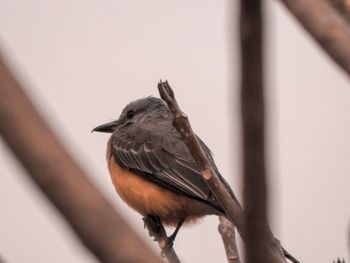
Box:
0, 1, 349, 262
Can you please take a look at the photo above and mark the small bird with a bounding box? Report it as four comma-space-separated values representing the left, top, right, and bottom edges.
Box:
93, 95, 299, 262
92, 96, 234, 246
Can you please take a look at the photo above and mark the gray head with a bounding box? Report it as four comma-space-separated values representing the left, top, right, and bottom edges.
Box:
92, 97, 170, 133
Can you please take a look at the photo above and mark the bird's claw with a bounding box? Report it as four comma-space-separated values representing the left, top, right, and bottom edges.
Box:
143, 215, 163, 239
160, 236, 174, 257
166, 235, 175, 248
159, 234, 176, 257
143, 215, 177, 257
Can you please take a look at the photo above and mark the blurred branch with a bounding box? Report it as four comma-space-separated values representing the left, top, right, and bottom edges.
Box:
143, 216, 181, 263
240, 0, 278, 262
0, 54, 162, 263
218, 216, 240, 263
330, 0, 350, 23
278, 0, 350, 77
239, 1, 299, 263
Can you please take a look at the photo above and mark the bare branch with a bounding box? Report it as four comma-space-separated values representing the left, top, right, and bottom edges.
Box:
239, 1, 279, 262
240, 1, 300, 263
158, 80, 245, 234
278, 0, 350, 77
0, 54, 162, 263
143, 217, 181, 263
158, 80, 245, 261
218, 216, 241, 263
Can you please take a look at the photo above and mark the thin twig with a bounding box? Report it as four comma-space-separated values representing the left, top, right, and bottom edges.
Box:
278, 0, 350, 77
0, 54, 162, 263
143, 217, 181, 263
218, 216, 241, 263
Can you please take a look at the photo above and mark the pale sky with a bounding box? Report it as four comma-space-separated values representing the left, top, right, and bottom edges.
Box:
0, 1, 349, 262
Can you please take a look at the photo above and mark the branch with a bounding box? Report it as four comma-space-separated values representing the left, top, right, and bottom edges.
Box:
157, 81, 299, 262
218, 216, 241, 263
240, 1, 289, 263
330, 0, 350, 23
158, 80, 245, 234
0, 54, 162, 262
240, 0, 272, 262
143, 217, 181, 263
158, 80, 245, 260
278, 0, 350, 77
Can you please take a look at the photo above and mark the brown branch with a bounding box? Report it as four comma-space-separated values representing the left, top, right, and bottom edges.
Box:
158, 80, 244, 260
240, 0, 273, 262
158, 81, 245, 261
143, 217, 181, 263
218, 216, 241, 263
240, 1, 288, 263
0, 54, 162, 263
158, 80, 245, 234
330, 0, 350, 23
240, 2, 299, 263
278, 0, 350, 77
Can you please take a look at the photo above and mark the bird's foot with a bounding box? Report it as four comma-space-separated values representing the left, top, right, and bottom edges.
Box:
143, 215, 164, 241
165, 233, 175, 248
160, 235, 176, 257
143, 215, 177, 257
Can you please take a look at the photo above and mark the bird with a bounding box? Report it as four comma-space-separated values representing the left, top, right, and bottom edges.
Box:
92, 95, 300, 263
92, 96, 236, 247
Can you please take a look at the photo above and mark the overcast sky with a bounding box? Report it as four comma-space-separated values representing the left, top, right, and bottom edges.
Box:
0, 1, 349, 262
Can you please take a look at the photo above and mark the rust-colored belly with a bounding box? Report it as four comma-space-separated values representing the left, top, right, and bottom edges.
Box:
108, 156, 218, 226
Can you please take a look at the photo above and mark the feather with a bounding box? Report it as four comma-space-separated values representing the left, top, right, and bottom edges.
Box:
111, 122, 224, 212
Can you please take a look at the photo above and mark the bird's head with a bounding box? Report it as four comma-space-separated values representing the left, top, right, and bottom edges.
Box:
92, 97, 170, 134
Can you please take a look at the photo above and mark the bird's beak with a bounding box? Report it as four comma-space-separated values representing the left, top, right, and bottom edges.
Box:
92, 120, 121, 133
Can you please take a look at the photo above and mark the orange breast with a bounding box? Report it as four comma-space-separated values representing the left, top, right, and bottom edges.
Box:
108, 157, 183, 225
107, 156, 219, 226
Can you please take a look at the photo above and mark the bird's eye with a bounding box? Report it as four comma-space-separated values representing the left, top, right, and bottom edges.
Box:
126, 110, 135, 119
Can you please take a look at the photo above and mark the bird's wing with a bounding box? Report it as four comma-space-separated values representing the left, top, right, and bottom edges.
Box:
110, 123, 222, 211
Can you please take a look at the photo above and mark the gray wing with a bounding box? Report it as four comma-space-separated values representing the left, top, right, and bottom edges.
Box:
110, 124, 223, 211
